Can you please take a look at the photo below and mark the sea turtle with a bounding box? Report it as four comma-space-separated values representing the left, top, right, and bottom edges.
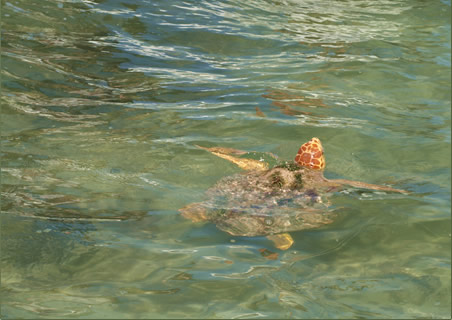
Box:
180, 137, 406, 250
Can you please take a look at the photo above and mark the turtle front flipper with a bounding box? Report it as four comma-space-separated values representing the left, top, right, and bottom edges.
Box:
196, 145, 248, 156
330, 179, 408, 194
267, 233, 294, 250
196, 145, 269, 171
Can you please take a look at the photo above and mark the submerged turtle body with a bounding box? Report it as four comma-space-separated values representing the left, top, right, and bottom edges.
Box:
180, 137, 406, 250
181, 164, 335, 237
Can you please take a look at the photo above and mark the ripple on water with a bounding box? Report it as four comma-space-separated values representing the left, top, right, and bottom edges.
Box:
1, 0, 450, 318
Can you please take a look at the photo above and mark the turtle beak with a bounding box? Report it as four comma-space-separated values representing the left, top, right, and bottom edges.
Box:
295, 137, 325, 170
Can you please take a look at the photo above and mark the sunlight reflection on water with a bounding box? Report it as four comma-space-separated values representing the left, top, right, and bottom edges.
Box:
1, 0, 450, 318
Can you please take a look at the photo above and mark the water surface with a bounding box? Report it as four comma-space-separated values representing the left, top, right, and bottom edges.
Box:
1, 0, 451, 318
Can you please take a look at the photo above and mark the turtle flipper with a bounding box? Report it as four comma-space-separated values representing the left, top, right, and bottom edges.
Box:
267, 233, 294, 250
196, 145, 248, 156
330, 179, 408, 194
179, 203, 209, 222
196, 145, 269, 171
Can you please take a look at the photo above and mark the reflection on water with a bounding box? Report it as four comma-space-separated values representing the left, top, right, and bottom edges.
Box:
1, 0, 450, 318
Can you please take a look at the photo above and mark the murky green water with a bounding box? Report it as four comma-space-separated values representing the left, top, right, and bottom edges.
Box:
1, 0, 450, 318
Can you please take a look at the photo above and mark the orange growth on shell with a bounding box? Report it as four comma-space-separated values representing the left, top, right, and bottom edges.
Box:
294, 137, 325, 170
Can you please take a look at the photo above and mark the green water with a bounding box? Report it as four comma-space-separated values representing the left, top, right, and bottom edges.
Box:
1, 0, 450, 318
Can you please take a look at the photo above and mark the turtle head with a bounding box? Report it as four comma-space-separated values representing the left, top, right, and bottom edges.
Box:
294, 137, 325, 170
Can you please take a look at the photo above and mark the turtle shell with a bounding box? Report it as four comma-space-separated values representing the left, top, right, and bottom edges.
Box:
186, 164, 336, 237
